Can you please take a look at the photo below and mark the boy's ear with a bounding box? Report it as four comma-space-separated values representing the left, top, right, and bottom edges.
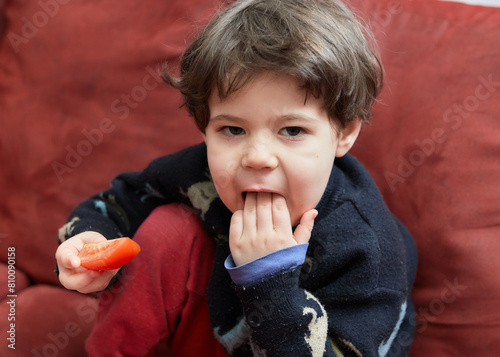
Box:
335, 119, 362, 158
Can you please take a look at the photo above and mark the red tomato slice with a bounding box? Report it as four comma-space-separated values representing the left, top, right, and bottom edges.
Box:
78, 237, 141, 271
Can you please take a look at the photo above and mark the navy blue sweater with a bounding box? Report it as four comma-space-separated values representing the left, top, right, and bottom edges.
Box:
59, 143, 417, 356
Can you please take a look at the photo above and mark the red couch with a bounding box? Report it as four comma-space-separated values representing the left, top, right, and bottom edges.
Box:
1, 0, 499, 355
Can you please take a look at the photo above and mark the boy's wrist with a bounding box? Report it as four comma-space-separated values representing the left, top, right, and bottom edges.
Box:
224, 243, 309, 286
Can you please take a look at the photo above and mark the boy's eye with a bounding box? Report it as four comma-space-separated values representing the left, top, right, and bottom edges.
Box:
221, 126, 245, 136
280, 127, 304, 137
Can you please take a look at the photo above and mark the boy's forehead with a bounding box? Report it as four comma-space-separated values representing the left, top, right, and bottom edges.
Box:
207, 71, 342, 132
208, 71, 335, 119
210, 71, 308, 102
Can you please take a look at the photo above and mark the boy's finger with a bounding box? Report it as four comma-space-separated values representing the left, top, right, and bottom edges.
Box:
76, 269, 119, 294
65, 253, 81, 269
77, 231, 108, 245
56, 246, 80, 269
256, 192, 273, 231
229, 210, 246, 266
230, 210, 244, 241
60, 269, 104, 292
243, 192, 257, 237
293, 209, 318, 245
58, 266, 94, 290
271, 193, 291, 232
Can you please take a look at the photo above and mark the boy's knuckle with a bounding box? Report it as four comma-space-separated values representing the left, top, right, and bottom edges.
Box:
273, 203, 287, 213
259, 201, 271, 209
277, 237, 289, 247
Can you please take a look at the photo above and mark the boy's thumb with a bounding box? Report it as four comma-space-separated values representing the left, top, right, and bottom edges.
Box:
293, 209, 318, 245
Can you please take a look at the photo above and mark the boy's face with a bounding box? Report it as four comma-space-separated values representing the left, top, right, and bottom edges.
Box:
204, 72, 360, 226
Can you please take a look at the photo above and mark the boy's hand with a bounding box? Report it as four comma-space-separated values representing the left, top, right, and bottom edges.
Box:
55, 231, 120, 293
229, 192, 317, 266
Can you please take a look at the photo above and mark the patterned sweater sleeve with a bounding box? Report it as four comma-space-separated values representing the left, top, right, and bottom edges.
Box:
233, 267, 338, 357
58, 143, 216, 243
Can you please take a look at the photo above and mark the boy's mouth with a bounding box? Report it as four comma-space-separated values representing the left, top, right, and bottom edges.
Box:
241, 190, 283, 204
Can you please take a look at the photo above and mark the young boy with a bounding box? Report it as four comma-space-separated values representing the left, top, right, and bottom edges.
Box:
56, 0, 417, 356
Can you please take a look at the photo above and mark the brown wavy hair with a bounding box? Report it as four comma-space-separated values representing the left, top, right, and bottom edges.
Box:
163, 0, 383, 132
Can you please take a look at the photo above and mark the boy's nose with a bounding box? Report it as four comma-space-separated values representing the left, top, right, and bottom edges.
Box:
242, 139, 278, 170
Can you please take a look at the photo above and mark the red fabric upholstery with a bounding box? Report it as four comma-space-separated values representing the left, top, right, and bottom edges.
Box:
349, 0, 500, 354
0, 285, 99, 356
0, 1, 216, 355
1, 0, 498, 355
0, 0, 218, 285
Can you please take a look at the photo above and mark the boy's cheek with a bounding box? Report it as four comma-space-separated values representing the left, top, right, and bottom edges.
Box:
216, 190, 241, 214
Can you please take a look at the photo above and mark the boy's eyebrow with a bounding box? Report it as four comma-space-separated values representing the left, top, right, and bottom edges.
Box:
278, 113, 321, 123
209, 114, 248, 123
209, 113, 321, 123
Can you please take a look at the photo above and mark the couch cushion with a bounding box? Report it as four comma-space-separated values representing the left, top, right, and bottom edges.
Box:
0, 285, 98, 356
349, 0, 500, 354
0, 262, 31, 297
